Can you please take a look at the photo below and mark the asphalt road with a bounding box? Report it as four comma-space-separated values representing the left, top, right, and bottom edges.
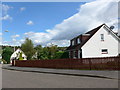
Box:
0, 65, 2, 89
2, 69, 118, 88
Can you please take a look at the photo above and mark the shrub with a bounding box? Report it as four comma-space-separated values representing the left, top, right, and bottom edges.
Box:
18, 52, 24, 60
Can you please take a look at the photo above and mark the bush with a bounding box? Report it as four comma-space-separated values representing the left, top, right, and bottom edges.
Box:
61, 51, 69, 59
18, 52, 24, 60
53, 51, 69, 59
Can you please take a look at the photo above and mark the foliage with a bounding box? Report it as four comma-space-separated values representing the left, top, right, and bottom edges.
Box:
61, 51, 69, 59
21, 39, 68, 60
34, 44, 68, 60
21, 38, 35, 60
48, 44, 58, 59
53, 51, 64, 59
57, 47, 67, 51
2, 47, 13, 64
53, 51, 69, 59
34, 45, 43, 59
2, 46, 21, 51
34, 44, 58, 60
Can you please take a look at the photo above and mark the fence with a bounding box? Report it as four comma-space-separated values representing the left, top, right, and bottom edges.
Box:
12, 56, 120, 70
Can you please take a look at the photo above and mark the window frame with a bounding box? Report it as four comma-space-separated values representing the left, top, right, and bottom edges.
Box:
101, 49, 108, 54
72, 40, 74, 46
100, 34, 104, 41
77, 38, 80, 44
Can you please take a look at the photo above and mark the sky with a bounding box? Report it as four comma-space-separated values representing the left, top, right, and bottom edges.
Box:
1, 0, 119, 47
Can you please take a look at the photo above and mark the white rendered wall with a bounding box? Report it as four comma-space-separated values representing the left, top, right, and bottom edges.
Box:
10, 49, 27, 60
82, 26, 119, 58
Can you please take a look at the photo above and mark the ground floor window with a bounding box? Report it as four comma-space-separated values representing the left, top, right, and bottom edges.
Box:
78, 49, 82, 58
78, 50, 80, 58
70, 51, 73, 58
69, 51, 71, 58
69, 49, 82, 59
73, 51, 76, 59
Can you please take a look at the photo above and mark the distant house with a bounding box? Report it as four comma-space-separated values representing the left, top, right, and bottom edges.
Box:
0, 54, 2, 59
32, 52, 38, 59
10, 48, 27, 63
0, 60, 3, 64
67, 24, 120, 58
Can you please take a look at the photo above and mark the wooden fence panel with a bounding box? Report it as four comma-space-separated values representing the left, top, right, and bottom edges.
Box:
12, 56, 120, 70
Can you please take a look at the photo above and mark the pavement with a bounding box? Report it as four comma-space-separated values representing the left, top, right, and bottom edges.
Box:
2, 64, 119, 80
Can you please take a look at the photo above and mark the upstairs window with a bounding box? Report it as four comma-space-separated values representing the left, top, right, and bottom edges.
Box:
77, 38, 80, 44
72, 40, 74, 46
101, 49, 108, 54
101, 34, 104, 41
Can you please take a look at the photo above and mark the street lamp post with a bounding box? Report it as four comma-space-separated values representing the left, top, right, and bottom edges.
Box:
4, 30, 15, 52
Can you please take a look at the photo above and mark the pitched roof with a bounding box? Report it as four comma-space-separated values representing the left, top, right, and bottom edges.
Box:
67, 24, 105, 50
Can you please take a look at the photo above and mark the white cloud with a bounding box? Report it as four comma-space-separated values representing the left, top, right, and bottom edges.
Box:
0, 37, 2, 45
0, 33, 2, 36
2, 0, 118, 46
20, 7, 26, 12
2, 40, 20, 46
2, 4, 13, 15
24, 32, 51, 46
1, 14, 12, 20
12, 38, 16, 42
51, 0, 118, 40
11, 34, 20, 38
23, 0, 118, 47
47, 40, 70, 47
26, 20, 34, 25
2, 4, 13, 21
20, 39, 25, 43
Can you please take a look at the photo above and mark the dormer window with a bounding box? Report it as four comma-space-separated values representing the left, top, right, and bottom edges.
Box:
77, 38, 80, 44
101, 34, 104, 41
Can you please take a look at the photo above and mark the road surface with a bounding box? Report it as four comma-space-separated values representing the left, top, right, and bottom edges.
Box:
2, 69, 118, 88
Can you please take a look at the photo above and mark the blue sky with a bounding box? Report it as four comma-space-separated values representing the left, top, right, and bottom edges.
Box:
1, 0, 118, 46
2, 2, 85, 45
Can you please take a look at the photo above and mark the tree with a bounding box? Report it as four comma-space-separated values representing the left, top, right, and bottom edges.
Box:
34, 45, 43, 60
2, 47, 13, 64
53, 51, 69, 59
48, 44, 58, 59
34, 44, 58, 60
60, 51, 69, 59
36, 46, 49, 60
21, 38, 35, 60
53, 51, 64, 59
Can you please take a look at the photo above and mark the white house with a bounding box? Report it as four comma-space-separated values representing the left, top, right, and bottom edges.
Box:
67, 24, 120, 58
0, 54, 3, 64
0, 60, 3, 64
10, 48, 27, 63
0, 54, 2, 59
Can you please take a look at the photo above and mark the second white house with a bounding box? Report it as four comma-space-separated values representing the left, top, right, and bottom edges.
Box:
67, 24, 120, 58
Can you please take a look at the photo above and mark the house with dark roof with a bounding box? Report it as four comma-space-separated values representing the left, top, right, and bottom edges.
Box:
67, 24, 120, 58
